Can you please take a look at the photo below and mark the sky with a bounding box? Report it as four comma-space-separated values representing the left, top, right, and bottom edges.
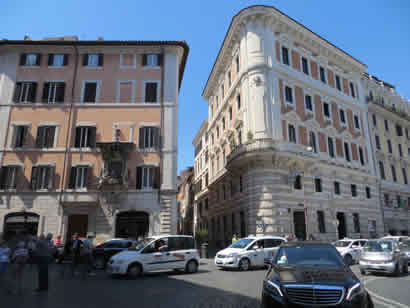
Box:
1, 1, 409, 174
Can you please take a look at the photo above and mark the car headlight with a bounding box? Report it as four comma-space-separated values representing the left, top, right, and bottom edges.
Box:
264, 280, 283, 297
227, 253, 238, 258
346, 282, 365, 300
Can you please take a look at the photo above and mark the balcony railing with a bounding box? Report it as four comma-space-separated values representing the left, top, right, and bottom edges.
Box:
366, 96, 410, 121
227, 138, 275, 162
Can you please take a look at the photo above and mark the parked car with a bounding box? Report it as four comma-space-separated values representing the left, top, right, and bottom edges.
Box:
359, 239, 409, 276
333, 238, 368, 265
262, 241, 373, 308
93, 239, 137, 269
401, 239, 410, 264
215, 236, 287, 271
381, 236, 409, 243
107, 235, 199, 278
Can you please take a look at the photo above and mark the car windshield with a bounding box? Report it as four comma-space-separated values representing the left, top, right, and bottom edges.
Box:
274, 245, 344, 268
135, 238, 154, 250
334, 241, 351, 247
364, 240, 393, 252
230, 238, 253, 249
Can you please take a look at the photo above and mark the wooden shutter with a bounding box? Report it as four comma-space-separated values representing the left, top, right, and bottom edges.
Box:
158, 54, 163, 66
98, 54, 104, 66
139, 127, 144, 148
136, 167, 142, 189
13, 82, 22, 103
35, 126, 44, 148
19, 54, 27, 66
46, 126, 56, 148
142, 54, 147, 66
154, 127, 160, 148
63, 54, 69, 66
88, 127, 96, 147
56, 82, 65, 103
28, 82, 37, 102
42, 82, 50, 103
82, 54, 88, 66
48, 166, 55, 190
84, 83, 97, 102
30, 166, 38, 190
22, 126, 29, 147
35, 54, 41, 66
75, 127, 81, 147
83, 167, 89, 189
68, 167, 76, 189
48, 54, 54, 66
15, 166, 27, 190
153, 167, 160, 189
0, 167, 5, 189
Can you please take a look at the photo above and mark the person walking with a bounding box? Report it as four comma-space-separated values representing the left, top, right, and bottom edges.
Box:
55, 235, 62, 246
11, 241, 29, 295
34, 234, 52, 292
232, 233, 238, 244
0, 240, 11, 295
81, 234, 95, 279
71, 233, 82, 276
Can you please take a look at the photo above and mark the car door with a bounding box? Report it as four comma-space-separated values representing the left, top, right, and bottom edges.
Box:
248, 240, 265, 266
350, 240, 361, 262
164, 237, 190, 270
263, 239, 284, 263
139, 238, 169, 271
104, 240, 125, 260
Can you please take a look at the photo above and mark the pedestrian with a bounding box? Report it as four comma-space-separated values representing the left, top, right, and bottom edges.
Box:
71, 233, 82, 276
59, 237, 72, 279
55, 235, 62, 246
232, 233, 238, 244
34, 234, 53, 292
11, 241, 29, 295
81, 233, 95, 279
0, 240, 12, 295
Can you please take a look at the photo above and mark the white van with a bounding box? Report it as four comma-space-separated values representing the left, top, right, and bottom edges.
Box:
214, 236, 287, 271
107, 235, 200, 278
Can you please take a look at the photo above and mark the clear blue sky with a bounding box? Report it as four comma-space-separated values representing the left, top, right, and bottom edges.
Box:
2, 1, 409, 174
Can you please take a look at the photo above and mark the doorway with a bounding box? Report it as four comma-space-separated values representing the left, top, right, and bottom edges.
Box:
66, 215, 88, 241
3, 212, 39, 241
293, 211, 306, 240
115, 211, 149, 239
337, 212, 347, 239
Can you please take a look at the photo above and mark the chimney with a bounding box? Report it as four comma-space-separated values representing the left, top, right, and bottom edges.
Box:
24, 35, 31, 41
97, 37, 104, 41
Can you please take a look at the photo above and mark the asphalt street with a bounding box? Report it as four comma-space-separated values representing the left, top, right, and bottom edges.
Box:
1, 261, 409, 308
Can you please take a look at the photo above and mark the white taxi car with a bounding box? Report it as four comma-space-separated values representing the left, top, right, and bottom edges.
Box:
333, 238, 368, 265
214, 236, 287, 271
107, 235, 200, 278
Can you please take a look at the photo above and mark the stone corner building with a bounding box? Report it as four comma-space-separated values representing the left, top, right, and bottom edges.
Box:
194, 5, 409, 251
0, 37, 189, 243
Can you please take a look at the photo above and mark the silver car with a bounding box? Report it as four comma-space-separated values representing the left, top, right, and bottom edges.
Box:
401, 239, 410, 265
360, 239, 409, 276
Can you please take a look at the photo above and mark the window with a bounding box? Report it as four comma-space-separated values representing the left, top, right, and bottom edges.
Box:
136, 166, 160, 189
12, 125, 29, 148
384, 119, 389, 131
13, 82, 37, 103
144, 82, 159, 103
82, 82, 98, 103
282, 47, 289, 65
387, 140, 392, 154
235, 55, 240, 73
375, 135, 381, 150
372, 114, 377, 127
82, 54, 103, 67
285, 86, 293, 103
391, 165, 397, 182
349, 82, 356, 98
359, 147, 365, 166
334, 181, 340, 195
302, 57, 309, 75
398, 144, 403, 157
305, 95, 313, 112
339, 109, 346, 124
20, 53, 40, 66
328, 137, 335, 158
323, 102, 330, 118
237, 94, 241, 110
353, 214, 360, 233
216, 125, 219, 138
354, 115, 360, 130
239, 175, 243, 192
384, 193, 390, 207
402, 168, 408, 185
42, 82, 65, 103
0, 166, 19, 189
117, 81, 135, 103
74, 126, 96, 148
294, 175, 302, 190
344, 142, 351, 162
222, 117, 225, 131
229, 106, 232, 121
120, 54, 136, 68
396, 125, 403, 137
48, 54, 68, 67
139, 126, 160, 149
309, 131, 317, 153
227, 71, 231, 88
288, 124, 296, 143
35, 126, 56, 148
319, 66, 326, 83
335, 75, 341, 91
68, 166, 89, 189
317, 211, 326, 233
379, 161, 386, 180
315, 178, 322, 192
351, 184, 357, 197
30, 166, 54, 190
142, 54, 162, 67
366, 187, 371, 199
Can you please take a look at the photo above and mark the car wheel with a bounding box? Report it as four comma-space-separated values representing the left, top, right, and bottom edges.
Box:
403, 263, 408, 274
185, 260, 198, 274
360, 269, 367, 276
94, 256, 106, 270
344, 254, 353, 266
128, 264, 142, 279
239, 258, 250, 271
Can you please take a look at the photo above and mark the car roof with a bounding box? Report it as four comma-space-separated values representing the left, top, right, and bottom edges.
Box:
337, 238, 367, 242
104, 238, 135, 242
150, 235, 194, 239
281, 241, 332, 247
244, 236, 287, 240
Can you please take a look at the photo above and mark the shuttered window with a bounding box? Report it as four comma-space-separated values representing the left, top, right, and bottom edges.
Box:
68, 166, 89, 189
48, 54, 68, 67
83, 54, 103, 67
42, 82, 65, 103
145, 82, 158, 102
74, 126, 96, 148
36, 126, 56, 148
82, 82, 98, 103
136, 166, 160, 189
0, 166, 19, 189
138, 127, 160, 149
317, 211, 326, 233
13, 125, 29, 148
30, 166, 54, 190
142, 54, 163, 67
13, 82, 37, 103
20, 53, 41, 66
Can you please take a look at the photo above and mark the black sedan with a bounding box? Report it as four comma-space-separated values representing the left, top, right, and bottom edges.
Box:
262, 241, 374, 308
92, 239, 137, 269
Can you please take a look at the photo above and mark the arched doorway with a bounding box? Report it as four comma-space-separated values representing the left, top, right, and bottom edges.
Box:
115, 211, 149, 239
3, 212, 40, 241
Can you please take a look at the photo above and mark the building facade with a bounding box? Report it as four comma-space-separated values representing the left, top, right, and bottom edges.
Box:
0, 37, 188, 243
361, 74, 410, 235
177, 166, 194, 235
200, 6, 387, 251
